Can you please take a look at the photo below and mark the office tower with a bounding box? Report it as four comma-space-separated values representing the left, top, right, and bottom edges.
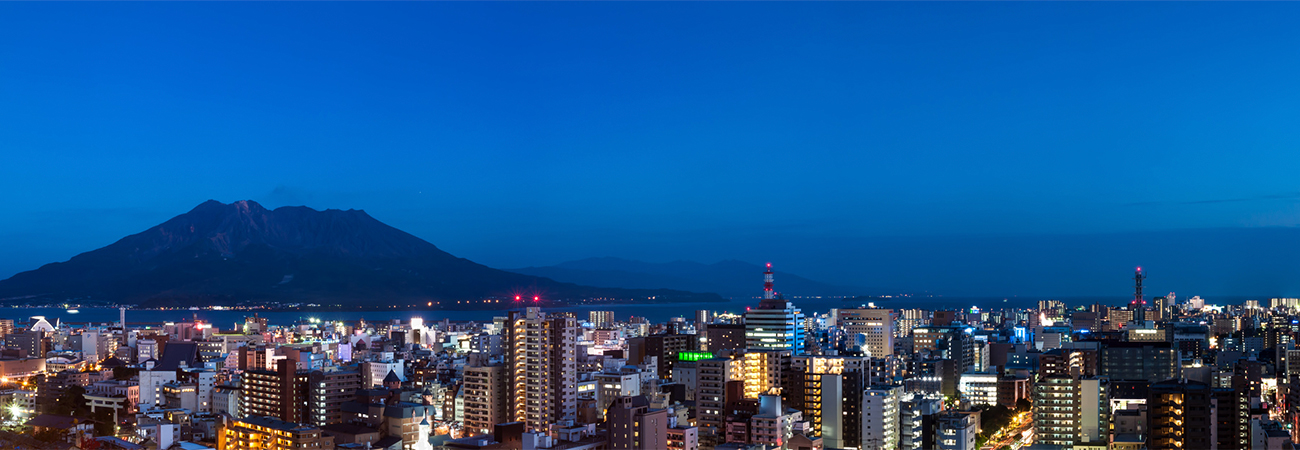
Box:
787, 356, 865, 449
590, 311, 616, 328
307, 367, 361, 426
242, 362, 310, 423
913, 326, 976, 373
936, 411, 979, 450
463, 364, 508, 436
745, 264, 806, 354
696, 357, 741, 443
506, 307, 578, 432
741, 350, 788, 399
606, 396, 668, 450
838, 308, 895, 357
218, 416, 336, 450
862, 385, 902, 450
1034, 374, 1077, 447
1100, 342, 1178, 382
1148, 378, 1215, 450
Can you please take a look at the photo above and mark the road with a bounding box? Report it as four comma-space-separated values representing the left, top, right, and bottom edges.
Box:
981, 410, 1034, 450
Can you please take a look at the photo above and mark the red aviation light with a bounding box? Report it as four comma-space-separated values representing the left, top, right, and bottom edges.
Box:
534, 296, 540, 302
515, 295, 521, 301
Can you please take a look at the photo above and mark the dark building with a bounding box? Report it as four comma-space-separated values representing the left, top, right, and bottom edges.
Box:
4, 331, 49, 359
1148, 378, 1214, 450
309, 367, 362, 426
606, 395, 668, 450
703, 324, 746, 353
1101, 342, 1178, 382
628, 334, 695, 380
1215, 385, 1250, 450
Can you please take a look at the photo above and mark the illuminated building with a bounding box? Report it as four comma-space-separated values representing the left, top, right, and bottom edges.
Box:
936, 411, 978, 450
741, 350, 788, 399
787, 355, 865, 449
242, 362, 310, 423
506, 307, 578, 432
307, 367, 361, 427
218, 415, 335, 450
862, 385, 901, 450
957, 372, 999, 407
897, 309, 928, 338
838, 308, 895, 357
462, 364, 507, 436
745, 264, 805, 354
1148, 378, 1214, 450
1033, 374, 1077, 447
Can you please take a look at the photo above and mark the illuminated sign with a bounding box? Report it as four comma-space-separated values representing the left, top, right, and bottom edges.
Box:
678, 352, 714, 362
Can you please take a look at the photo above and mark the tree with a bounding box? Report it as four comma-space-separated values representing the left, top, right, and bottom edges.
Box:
1015, 398, 1031, 412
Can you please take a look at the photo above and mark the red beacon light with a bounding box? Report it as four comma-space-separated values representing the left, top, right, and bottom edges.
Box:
533, 296, 540, 302
515, 295, 521, 301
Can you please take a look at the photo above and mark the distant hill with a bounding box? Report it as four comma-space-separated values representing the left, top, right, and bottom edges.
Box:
508, 257, 875, 298
0, 200, 721, 308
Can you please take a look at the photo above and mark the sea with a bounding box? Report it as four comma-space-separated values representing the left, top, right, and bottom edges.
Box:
0, 294, 1267, 327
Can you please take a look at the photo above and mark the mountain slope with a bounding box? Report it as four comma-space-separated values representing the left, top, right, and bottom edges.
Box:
0, 200, 720, 307
509, 257, 874, 297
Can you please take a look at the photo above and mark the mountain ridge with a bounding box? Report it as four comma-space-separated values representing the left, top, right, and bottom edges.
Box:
0, 200, 722, 308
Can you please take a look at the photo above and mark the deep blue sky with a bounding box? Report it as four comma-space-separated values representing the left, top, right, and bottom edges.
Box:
4, 3, 1300, 297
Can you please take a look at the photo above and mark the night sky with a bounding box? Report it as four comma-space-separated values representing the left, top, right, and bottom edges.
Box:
4, 3, 1300, 297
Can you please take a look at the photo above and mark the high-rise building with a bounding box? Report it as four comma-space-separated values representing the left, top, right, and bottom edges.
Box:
862, 385, 902, 450
1034, 374, 1077, 447
242, 361, 310, 423
745, 264, 805, 354
897, 309, 928, 339
702, 324, 746, 353
506, 307, 578, 432
590, 311, 616, 328
787, 355, 865, 449
741, 350, 788, 399
1215, 384, 1250, 450
462, 364, 508, 436
307, 367, 361, 426
1148, 378, 1215, 450
838, 308, 895, 357
1100, 342, 1178, 382
695, 357, 741, 443
628, 334, 695, 379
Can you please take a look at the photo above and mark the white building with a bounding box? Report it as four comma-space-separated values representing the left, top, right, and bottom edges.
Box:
958, 372, 1000, 407
863, 385, 902, 450
937, 411, 979, 450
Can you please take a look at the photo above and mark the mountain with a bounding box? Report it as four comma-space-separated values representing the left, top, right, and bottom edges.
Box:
0, 200, 721, 308
508, 257, 875, 298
